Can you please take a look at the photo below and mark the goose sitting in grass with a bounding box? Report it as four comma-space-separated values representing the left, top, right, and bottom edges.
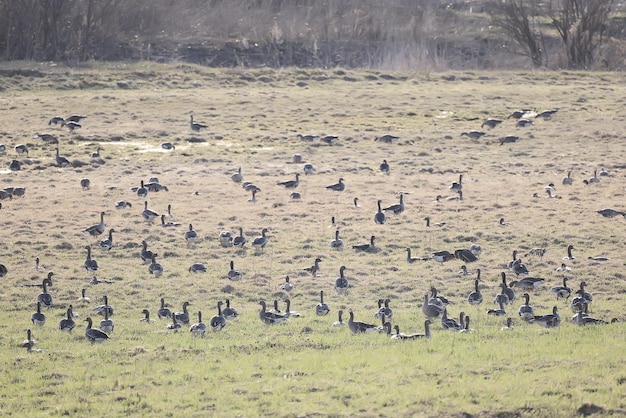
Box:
157, 298, 172, 319
326, 177, 345, 192
59, 307, 76, 332
37, 277, 53, 307
501, 317, 514, 331
432, 250, 454, 263
391, 320, 432, 340
31, 302, 46, 326
441, 308, 462, 331
509, 276, 545, 291
161, 215, 181, 228
597, 208, 626, 218
422, 292, 444, 318
315, 291, 330, 316
77, 288, 91, 303
141, 201, 159, 222
258, 300, 288, 325
188, 262, 207, 273
334, 266, 349, 294
189, 115, 207, 131
379, 159, 390, 174
190, 311, 207, 336
233, 227, 247, 249
84, 317, 110, 342
406, 248, 421, 263
493, 283, 511, 306
500, 273, 516, 302
84, 246, 98, 272
219, 230, 233, 247
277, 173, 300, 189
222, 299, 239, 319
22, 329, 38, 352
347, 308, 379, 334
210, 302, 227, 331
93, 295, 113, 317
99, 310, 114, 334
284, 299, 302, 318
99, 229, 114, 250
279, 276, 294, 292
573, 304, 607, 326
140, 309, 155, 323
532, 306, 561, 328
518, 293, 534, 321
570, 290, 587, 314
352, 235, 377, 253
333, 310, 346, 326
148, 254, 163, 277
487, 301, 506, 316
579, 281, 593, 304
174, 302, 191, 324
467, 279, 483, 305
330, 230, 344, 250
454, 249, 478, 263
167, 315, 182, 332
227, 260, 242, 281
551, 277, 572, 300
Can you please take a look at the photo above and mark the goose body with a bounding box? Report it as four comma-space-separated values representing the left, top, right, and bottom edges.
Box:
379, 159, 390, 174
167, 315, 182, 332
190, 115, 207, 131
383, 194, 405, 215
99, 229, 114, 250
347, 309, 379, 333
563, 244, 575, 260
258, 300, 287, 325
518, 293, 534, 321
222, 299, 239, 319
455, 249, 478, 263
303, 163, 315, 175
509, 277, 545, 290
326, 178, 345, 192
49, 116, 65, 125
461, 131, 485, 139
31, 302, 46, 325
279, 276, 294, 292
252, 228, 269, 250
83, 246, 98, 271
188, 262, 207, 273
174, 302, 191, 324
184, 223, 199, 244
99, 310, 114, 333
8, 159, 21, 171
374, 200, 387, 224
432, 250, 454, 263
353, 235, 377, 253
148, 254, 164, 277
277, 173, 300, 189
37, 277, 53, 307
142, 201, 159, 222
467, 279, 483, 305
210, 302, 227, 331
422, 292, 444, 318
481, 118, 502, 129
190, 311, 208, 336
219, 230, 233, 247
330, 229, 344, 250
233, 227, 247, 248
84, 317, 110, 342
487, 301, 507, 317
227, 260, 242, 281
303, 257, 322, 276
284, 299, 302, 318
375, 134, 399, 143
441, 308, 462, 331
230, 167, 243, 183
500, 272, 516, 302
551, 277, 572, 300
161, 214, 181, 228
59, 307, 76, 332
157, 298, 172, 319
140, 309, 155, 323
450, 174, 463, 191
15, 144, 28, 156
140, 240, 155, 264
562, 171, 574, 185
84, 212, 106, 236
532, 306, 561, 328
115, 200, 132, 209
316, 290, 330, 316
406, 248, 420, 263
597, 208, 626, 218
55, 147, 70, 167
334, 266, 349, 294
22, 329, 37, 351
392, 321, 432, 339
77, 288, 90, 303
333, 310, 346, 326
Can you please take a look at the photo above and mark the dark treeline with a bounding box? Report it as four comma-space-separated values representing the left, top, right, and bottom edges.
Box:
0, 0, 623, 70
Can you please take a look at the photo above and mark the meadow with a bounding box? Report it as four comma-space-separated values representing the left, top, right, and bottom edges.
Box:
0, 62, 626, 417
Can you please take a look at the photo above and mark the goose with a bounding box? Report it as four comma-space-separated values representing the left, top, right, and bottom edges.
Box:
481, 118, 502, 129
167, 315, 182, 332
297, 134, 319, 142
22, 329, 37, 351
599, 167, 610, 177
31, 302, 46, 325
233, 227, 247, 248
93, 295, 113, 317
59, 307, 76, 332
36, 132, 57, 143
49, 116, 65, 125
508, 109, 532, 119
430, 287, 450, 307
353, 197, 360, 208
115, 200, 132, 209
574, 305, 607, 326
330, 230, 344, 250
326, 178, 345, 192
441, 308, 462, 330
516, 118, 533, 127
140, 309, 155, 323
333, 310, 346, 326
174, 302, 191, 324
84, 317, 110, 342
487, 301, 506, 316
374, 134, 399, 143
184, 223, 199, 244
597, 208, 626, 218
230, 166, 243, 183
460, 131, 485, 139
0, 190, 11, 200
252, 228, 269, 250
84, 245, 98, 271
556, 263, 571, 272
376, 298, 393, 319
518, 293, 534, 321
136, 180, 148, 198
551, 277, 572, 300
455, 249, 478, 263
99, 309, 114, 333
545, 189, 561, 199
374, 200, 387, 224
321, 135, 339, 145
303, 257, 322, 276
65, 115, 86, 123
284, 299, 302, 318
258, 300, 287, 325
501, 273, 516, 302
501, 317, 514, 331
148, 254, 163, 277
579, 281, 593, 304
303, 163, 315, 175
77, 288, 90, 303
588, 170, 600, 184
383, 194, 405, 215
222, 299, 238, 319
458, 265, 470, 275
315, 291, 330, 316
508, 251, 529, 276
292, 154, 303, 163
467, 279, 483, 305
570, 289, 587, 313
8, 159, 21, 171
446, 190, 463, 201
91, 146, 101, 158
157, 298, 172, 319
424, 216, 447, 228
562, 171, 574, 185
189, 115, 207, 131
290, 191, 301, 199
499, 217, 509, 226
469, 243, 482, 258
379, 159, 390, 174
189, 311, 207, 336
422, 292, 444, 318
140, 240, 156, 264
588, 256, 609, 261
37, 277, 53, 307
536, 109, 558, 119
352, 235, 377, 253
80, 178, 90, 190
373, 299, 385, 318
0, 144, 4, 154
15, 144, 28, 156
279, 276, 294, 292
277, 173, 300, 189
347, 308, 379, 333
142, 201, 159, 222
532, 306, 561, 328
84, 212, 106, 237
227, 260, 242, 281
450, 174, 463, 191
99, 229, 114, 250
392, 321, 432, 339
210, 302, 227, 331
493, 283, 511, 306
432, 250, 454, 263
55, 147, 70, 167
509, 276, 545, 291
161, 215, 181, 228
563, 244, 575, 260
188, 262, 207, 273
499, 135, 519, 145
160, 142, 175, 150
406, 248, 420, 263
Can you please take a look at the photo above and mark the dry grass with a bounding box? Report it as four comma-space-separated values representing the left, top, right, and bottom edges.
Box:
0, 62, 625, 416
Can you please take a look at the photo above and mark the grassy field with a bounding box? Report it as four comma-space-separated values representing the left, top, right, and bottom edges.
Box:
1, 62, 626, 417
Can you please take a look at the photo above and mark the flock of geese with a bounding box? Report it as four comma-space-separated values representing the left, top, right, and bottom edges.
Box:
2, 107, 623, 354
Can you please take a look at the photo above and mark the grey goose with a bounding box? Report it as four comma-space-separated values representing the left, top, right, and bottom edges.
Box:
279, 276, 294, 292
391, 320, 432, 340
481, 118, 502, 129
31, 302, 46, 326
347, 309, 378, 333
374, 200, 387, 224
326, 178, 345, 192
315, 291, 330, 316
148, 254, 163, 277
460, 131, 485, 139
379, 159, 390, 174
209, 302, 227, 331
383, 194, 405, 215
258, 300, 287, 325
532, 306, 561, 328
157, 298, 172, 319
189, 115, 207, 131
303, 257, 322, 276
174, 302, 191, 324
141, 201, 159, 222
99, 229, 114, 250
55, 147, 70, 167
84, 212, 106, 237
518, 293, 534, 321
467, 279, 483, 305
190, 311, 207, 336
252, 228, 269, 250
334, 266, 349, 294
222, 299, 239, 319
84, 317, 110, 342
277, 173, 300, 189
99, 309, 114, 334
59, 307, 76, 332
330, 230, 344, 250
352, 235, 377, 253
84, 246, 98, 272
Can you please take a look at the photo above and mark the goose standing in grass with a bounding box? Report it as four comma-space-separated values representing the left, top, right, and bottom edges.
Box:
518, 293, 534, 321
222, 299, 238, 319
22, 329, 37, 351
167, 315, 182, 332
379, 159, 390, 174
493, 283, 511, 306
188, 262, 207, 273
333, 310, 346, 326
15, 144, 28, 157
392, 320, 432, 339
347, 308, 379, 333
563, 244, 575, 260
570, 289, 587, 314
135, 180, 148, 198
532, 306, 561, 328
84, 212, 106, 237
284, 299, 302, 318
258, 300, 287, 325
227, 260, 242, 281
383, 194, 405, 215
93, 295, 113, 317
99, 229, 114, 250
461, 131, 485, 139
252, 228, 269, 251
303, 257, 322, 277
174, 302, 191, 324
374, 200, 387, 224
467, 279, 483, 305
588, 170, 600, 184
579, 281, 593, 304
501, 317, 514, 331
184, 223, 199, 245
84, 245, 98, 272
49, 116, 65, 125
231, 227, 247, 249
55, 147, 70, 167
510, 258, 529, 277
189, 115, 207, 131
279, 276, 294, 292
99, 310, 114, 333
231, 167, 243, 183
59, 307, 76, 332
551, 277, 572, 300
142, 201, 159, 222
277, 173, 300, 189
441, 308, 462, 331
353, 235, 377, 253
219, 230, 233, 247
333, 266, 349, 294
315, 290, 330, 316
140, 240, 156, 264
501, 273, 516, 302
330, 229, 344, 250
422, 292, 444, 318
450, 174, 463, 191
562, 171, 574, 185
326, 177, 345, 192
157, 298, 172, 319
140, 309, 155, 323
190, 311, 207, 336
32, 302, 46, 325
37, 277, 53, 307
209, 302, 227, 331
84, 317, 110, 342
148, 254, 163, 277
303, 163, 315, 175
